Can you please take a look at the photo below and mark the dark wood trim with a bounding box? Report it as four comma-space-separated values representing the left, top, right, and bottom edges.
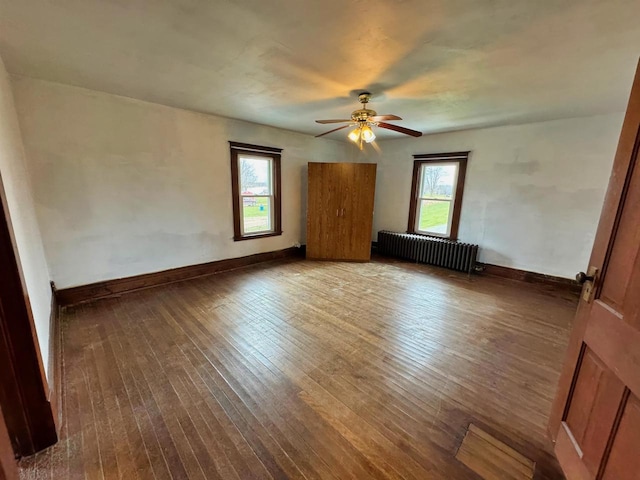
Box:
413, 151, 471, 159
449, 158, 467, 240
407, 160, 420, 234
0, 180, 57, 457
231, 148, 242, 241
0, 406, 17, 480
230, 143, 283, 241
47, 282, 62, 433
407, 152, 469, 240
274, 150, 282, 238
479, 263, 581, 293
233, 231, 283, 242
229, 141, 283, 154
56, 246, 305, 306
230, 148, 242, 240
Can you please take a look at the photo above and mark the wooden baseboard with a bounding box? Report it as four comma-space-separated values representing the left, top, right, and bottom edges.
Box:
479, 263, 581, 293
47, 282, 62, 433
56, 246, 306, 306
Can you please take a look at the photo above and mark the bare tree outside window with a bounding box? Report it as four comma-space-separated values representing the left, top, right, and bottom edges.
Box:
422, 166, 444, 196
240, 158, 258, 188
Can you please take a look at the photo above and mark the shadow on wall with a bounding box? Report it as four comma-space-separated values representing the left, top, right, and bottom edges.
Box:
478, 249, 513, 269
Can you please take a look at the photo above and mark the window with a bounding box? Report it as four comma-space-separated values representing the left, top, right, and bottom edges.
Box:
230, 142, 282, 241
407, 152, 469, 240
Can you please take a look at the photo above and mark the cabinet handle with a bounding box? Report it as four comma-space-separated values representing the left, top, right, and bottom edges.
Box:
341, 208, 345, 216
336, 209, 339, 217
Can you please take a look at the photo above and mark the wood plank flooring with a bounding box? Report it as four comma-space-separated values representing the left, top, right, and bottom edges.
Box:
456, 423, 535, 479
19, 257, 577, 479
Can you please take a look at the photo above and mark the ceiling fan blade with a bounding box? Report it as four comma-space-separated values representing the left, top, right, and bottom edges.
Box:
315, 119, 352, 124
315, 125, 350, 138
377, 122, 423, 137
370, 114, 402, 122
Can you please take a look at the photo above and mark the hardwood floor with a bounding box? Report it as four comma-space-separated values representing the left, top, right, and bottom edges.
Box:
19, 257, 577, 479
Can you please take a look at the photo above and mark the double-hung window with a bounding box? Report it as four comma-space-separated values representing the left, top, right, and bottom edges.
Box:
230, 142, 282, 241
408, 152, 469, 240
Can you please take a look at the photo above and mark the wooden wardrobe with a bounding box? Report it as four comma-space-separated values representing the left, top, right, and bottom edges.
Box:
306, 162, 377, 261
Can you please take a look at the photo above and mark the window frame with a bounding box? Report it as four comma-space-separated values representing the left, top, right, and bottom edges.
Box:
407, 152, 469, 240
229, 141, 283, 241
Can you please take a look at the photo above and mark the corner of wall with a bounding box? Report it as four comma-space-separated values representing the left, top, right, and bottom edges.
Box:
0, 54, 53, 380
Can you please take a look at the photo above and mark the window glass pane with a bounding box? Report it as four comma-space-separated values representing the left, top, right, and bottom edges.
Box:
243, 196, 271, 233
418, 199, 451, 234
420, 164, 457, 199
240, 156, 272, 194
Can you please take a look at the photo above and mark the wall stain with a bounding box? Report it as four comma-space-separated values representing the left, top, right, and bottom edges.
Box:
493, 159, 541, 175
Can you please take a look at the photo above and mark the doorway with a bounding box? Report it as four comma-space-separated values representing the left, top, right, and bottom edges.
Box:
0, 177, 57, 462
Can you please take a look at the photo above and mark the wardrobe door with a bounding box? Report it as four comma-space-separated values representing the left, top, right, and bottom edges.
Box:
306, 162, 376, 261
342, 163, 377, 261
307, 163, 343, 259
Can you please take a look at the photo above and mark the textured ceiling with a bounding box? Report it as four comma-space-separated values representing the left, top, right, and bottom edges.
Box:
1, 0, 639, 139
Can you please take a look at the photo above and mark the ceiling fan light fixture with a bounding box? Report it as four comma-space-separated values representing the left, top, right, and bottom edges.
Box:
362, 125, 376, 143
315, 91, 422, 141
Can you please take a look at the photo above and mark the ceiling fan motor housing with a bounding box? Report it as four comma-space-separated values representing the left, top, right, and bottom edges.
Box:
352, 92, 375, 122
351, 108, 377, 122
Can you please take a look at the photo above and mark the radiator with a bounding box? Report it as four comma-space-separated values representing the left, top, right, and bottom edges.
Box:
377, 230, 478, 274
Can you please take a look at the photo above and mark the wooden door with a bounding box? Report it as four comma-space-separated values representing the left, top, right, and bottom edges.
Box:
340, 163, 376, 261
307, 163, 343, 259
549, 61, 640, 479
0, 406, 17, 480
331, 163, 351, 260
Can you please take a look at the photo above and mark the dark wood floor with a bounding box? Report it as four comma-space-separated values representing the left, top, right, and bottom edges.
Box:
20, 258, 577, 479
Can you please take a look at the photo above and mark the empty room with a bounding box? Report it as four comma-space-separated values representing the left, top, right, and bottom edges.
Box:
1, 1, 639, 479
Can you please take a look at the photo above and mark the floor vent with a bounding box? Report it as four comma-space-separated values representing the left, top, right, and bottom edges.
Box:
456, 424, 535, 480
377, 230, 478, 273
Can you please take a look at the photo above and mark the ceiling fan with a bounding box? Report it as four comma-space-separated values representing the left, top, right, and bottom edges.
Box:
315, 92, 422, 149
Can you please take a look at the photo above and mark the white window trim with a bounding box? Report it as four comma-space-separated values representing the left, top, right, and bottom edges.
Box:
238, 154, 275, 236
414, 162, 459, 237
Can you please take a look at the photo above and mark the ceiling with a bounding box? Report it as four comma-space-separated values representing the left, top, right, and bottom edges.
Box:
1, 0, 639, 140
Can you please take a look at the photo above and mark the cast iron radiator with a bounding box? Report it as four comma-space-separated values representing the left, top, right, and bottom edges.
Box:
377, 230, 478, 273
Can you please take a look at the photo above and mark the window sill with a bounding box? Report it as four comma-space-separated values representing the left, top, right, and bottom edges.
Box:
234, 231, 283, 242
408, 230, 457, 241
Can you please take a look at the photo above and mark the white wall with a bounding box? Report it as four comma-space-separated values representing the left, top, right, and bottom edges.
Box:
11, 74, 624, 286
0, 58, 52, 375
371, 114, 623, 278
12, 76, 353, 288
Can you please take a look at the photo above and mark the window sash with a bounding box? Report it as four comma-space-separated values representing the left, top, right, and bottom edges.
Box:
239, 155, 273, 195
415, 198, 454, 236
407, 154, 469, 240
414, 163, 459, 236
419, 162, 459, 200
238, 154, 275, 236
230, 142, 282, 241
240, 194, 274, 235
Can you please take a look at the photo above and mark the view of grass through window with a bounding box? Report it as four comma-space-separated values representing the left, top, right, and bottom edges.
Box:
417, 164, 457, 234
242, 197, 270, 232
419, 200, 451, 232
